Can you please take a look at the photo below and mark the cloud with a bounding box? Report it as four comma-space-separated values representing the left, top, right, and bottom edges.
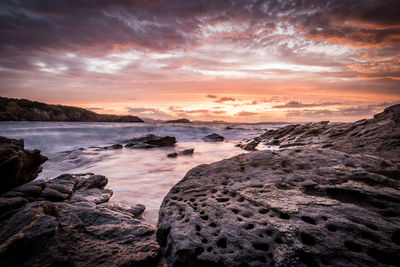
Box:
215, 97, 236, 103
1, 0, 400, 121
125, 107, 173, 119
86, 107, 104, 111
236, 111, 258, 116
273, 101, 343, 108
285, 102, 400, 118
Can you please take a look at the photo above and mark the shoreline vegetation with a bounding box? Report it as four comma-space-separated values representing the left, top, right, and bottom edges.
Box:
0, 103, 399, 266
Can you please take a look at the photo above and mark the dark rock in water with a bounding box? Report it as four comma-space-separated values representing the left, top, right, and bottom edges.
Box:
203, 133, 225, 142
124, 134, 176, 149
167, 149, 194, 158
145, 136, 176, 147
122, 134, 159, 144
0, 173, 159, 266
103, 144, 123, 150
0, 136, 47, 193
166, 118, 191, 123
167, 152, 178, 158
180, 148, 194, 155
157, 147, 400, 266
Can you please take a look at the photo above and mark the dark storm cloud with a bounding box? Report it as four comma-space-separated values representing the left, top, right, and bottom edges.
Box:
2, 0, 398, 63
273, 101, 342, 108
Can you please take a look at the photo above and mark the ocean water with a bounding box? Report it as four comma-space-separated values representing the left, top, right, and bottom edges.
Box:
0, 121, 284, 225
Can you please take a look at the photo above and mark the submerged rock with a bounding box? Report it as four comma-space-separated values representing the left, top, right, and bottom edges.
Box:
180, 148, 194, 155
157, 147, 400, 266
0, 136, 47, 193
203, 133, 225, 142
167, 152, 178, 158
0, 173, 160, 266
124, 134, 177, 149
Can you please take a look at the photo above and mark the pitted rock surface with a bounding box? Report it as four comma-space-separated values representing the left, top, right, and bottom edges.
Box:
0, 173, 159, 266
157, 148, 400, 266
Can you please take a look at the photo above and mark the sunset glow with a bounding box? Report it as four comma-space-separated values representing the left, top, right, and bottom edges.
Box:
1, 0, 399, 122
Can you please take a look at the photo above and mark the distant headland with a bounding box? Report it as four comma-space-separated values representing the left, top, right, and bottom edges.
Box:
0, 97, 143, 122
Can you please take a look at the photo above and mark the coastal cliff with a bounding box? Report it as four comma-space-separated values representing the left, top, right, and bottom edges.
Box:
0, 97, 143, 122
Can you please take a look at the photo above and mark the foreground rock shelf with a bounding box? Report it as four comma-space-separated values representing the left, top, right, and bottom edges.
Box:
157, 104, 400, 266
157, 147, 400, 266
0, 174, 159, 266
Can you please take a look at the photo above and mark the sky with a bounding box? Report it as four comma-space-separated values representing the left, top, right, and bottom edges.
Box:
0, 0, 399, 122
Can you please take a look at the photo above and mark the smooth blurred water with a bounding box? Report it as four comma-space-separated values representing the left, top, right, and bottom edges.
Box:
0, 121, 284, 225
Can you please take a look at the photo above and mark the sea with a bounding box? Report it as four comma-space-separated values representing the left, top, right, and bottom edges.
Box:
0, 121, 284, 225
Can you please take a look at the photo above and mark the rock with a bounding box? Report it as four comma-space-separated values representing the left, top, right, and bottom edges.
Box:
167, 152, 178, 158
168, 149, 194, 158
124, 134, 176, 149
241, 104, 400, 162
0, 173, 160, 266
100, 203, 146, 219
157, 147, 400, 266
166, 118, 191, 123
0, 136, 47, 193
145, 136, 176, 147
180, 148, 194, 155
203, 133, 225, 142
103, 144, 123, 150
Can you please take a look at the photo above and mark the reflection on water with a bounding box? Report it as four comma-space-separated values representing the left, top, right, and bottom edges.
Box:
0, 121, 284, 225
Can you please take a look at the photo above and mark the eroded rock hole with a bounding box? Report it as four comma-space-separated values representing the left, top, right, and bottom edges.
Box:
201, 215, 209, 220
259, 208, 269, 214
279, 213, 290, 220
326, 224, 337, 232
344, 241, 362, 252
301, 233, 316, 246
217, 238, 227, 248
245, 224, 254, 230
252, 243, 269, 251
301, 216, 316, 225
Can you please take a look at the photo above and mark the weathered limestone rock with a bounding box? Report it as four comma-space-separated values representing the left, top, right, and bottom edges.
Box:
157, 147, 400, 266
0, 173, 160, 266
0, 136, 47, 193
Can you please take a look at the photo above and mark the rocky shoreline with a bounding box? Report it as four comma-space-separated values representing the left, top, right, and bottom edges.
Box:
1, 104, 399, 266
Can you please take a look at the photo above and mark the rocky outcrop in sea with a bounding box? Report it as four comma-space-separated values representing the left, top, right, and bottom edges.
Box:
240, 104, 400, 161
